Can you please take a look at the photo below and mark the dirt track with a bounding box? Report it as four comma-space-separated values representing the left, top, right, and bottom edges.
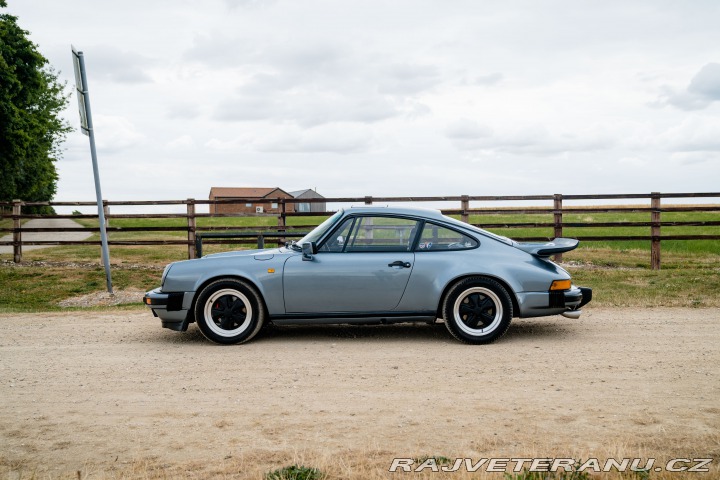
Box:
1, 307, 718, 477
0, 218, 92, 254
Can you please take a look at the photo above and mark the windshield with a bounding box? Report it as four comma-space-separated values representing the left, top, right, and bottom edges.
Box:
297, 209, 344, 246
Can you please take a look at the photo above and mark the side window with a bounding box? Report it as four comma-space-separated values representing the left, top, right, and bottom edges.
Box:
345, 217, 419, 252
320, 218, 355, 252
416, 223, 478, 251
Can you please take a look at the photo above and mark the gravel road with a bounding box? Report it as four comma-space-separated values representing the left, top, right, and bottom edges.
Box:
1, 307, 718, 478
0, 218, 93, 254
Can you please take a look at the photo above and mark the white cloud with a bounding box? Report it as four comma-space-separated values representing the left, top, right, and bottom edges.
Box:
92, 115, 144, 153
165, 135, 195, 150
7, 0, 720, 202
655, 63, 720, 110
445, 119, 614, 156
660, 117, 720, 152
224, 0, 275, 9
166, 103, 202, 120
213, 87, 400, 127
617, 156, 648, 167
254, 124, 373, 154
377, 64, 442, 95
445, 119, 493, 140
463, 73, 504, 86
670, 152, 720, 165
80, 46, 155, 84
204, 137, 247, 151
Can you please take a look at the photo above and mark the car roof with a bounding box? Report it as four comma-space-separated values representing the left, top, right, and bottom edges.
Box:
345, 205, 450, 221
343, 205, 512, 245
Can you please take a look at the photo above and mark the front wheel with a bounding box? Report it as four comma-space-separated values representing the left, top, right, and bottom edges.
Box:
443, 277, 513, 344
194, 279, 266, 344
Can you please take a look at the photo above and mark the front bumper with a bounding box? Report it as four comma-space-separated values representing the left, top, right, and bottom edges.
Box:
143, 288, 194, 331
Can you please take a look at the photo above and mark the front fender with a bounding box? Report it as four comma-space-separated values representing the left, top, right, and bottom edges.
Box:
162, 254, 292, 315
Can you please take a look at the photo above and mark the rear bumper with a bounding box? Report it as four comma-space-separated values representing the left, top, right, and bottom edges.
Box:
560, 286, 592, 318
577, 287, 592, 308
143, 288, 194, 331
551, 286, 592, 309
517, 286, 592, 318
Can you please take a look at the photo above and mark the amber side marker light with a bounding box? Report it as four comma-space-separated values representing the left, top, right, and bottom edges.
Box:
550, 280, 572, 291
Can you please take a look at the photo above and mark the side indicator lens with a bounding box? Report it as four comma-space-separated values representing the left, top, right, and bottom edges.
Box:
268, 268, 275, 274
550, 280, 572, 291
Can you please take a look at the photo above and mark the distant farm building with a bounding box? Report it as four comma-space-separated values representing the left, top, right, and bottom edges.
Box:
289, 189, 326, 213
208, 187, 296, 215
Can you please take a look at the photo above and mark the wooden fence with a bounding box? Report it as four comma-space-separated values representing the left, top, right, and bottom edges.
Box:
1, 192, 719, 270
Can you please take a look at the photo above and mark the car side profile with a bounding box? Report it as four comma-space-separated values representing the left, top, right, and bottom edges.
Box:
144, 206, 591, 345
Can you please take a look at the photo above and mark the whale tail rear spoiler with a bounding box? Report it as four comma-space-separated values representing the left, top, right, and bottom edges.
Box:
513, 238, 579, 257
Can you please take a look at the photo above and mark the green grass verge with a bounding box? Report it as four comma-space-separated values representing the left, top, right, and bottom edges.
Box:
0, 210, 718, 312
1, 247, 718, 312
0, 262, 160, 312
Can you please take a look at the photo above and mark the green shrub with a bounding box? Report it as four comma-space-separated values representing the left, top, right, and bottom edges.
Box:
505, 467, 591, 480
264, 465, 324, 480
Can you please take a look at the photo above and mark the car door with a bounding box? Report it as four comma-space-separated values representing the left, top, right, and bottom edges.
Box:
283, 215, 419, 313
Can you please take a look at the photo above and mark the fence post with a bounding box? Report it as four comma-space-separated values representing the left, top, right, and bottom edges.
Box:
461, 195, 469, 224
103, 201, 110, 228
553, 194, 563, 263
12, 199, 22, 263
187, 198, 196, 259
277, 199, 286, 246
651, 192, 661, 270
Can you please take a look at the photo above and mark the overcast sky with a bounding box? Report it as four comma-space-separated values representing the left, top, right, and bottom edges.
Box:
7, 0, 720, 207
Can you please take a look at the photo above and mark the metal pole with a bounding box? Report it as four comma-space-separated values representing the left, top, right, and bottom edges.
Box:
76, 50, 113, 294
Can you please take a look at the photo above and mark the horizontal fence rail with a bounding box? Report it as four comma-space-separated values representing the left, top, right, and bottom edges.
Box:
1, 192, 719, 270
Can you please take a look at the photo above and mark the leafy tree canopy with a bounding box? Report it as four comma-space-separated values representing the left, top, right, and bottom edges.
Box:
1, 0, 71, 205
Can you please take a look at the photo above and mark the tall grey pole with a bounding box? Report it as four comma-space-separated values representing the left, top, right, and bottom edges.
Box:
74, 49, 113, 294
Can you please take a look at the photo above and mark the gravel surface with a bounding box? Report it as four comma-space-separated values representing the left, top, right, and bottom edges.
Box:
57, 288, 147, 307
0, 218, 93, 254
1, 307, 718, 477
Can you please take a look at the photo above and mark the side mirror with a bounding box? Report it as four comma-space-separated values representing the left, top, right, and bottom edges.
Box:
302, 241, 317, 261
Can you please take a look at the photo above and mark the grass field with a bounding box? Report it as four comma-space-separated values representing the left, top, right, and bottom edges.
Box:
0, 208, 718, 312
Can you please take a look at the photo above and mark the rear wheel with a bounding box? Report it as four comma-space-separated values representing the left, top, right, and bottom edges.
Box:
194, 279, 265, 344
443, 277, 513, 344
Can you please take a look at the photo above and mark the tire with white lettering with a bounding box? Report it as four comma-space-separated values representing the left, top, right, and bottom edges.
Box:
194, 278, 265, 345
443, 277, 513, 344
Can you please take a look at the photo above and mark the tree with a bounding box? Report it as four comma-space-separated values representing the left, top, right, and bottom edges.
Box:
0, 0, 71, 208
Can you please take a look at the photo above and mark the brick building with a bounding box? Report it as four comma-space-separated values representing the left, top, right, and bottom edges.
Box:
209, 187, 296, 215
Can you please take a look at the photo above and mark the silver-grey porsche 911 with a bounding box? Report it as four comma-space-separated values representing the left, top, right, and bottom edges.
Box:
144, 206, 591, 345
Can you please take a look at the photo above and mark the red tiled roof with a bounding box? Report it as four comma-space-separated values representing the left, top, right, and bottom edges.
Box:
209, 187, 289, 199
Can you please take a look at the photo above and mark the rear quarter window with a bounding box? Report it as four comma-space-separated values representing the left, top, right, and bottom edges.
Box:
415, 223, 478, 251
